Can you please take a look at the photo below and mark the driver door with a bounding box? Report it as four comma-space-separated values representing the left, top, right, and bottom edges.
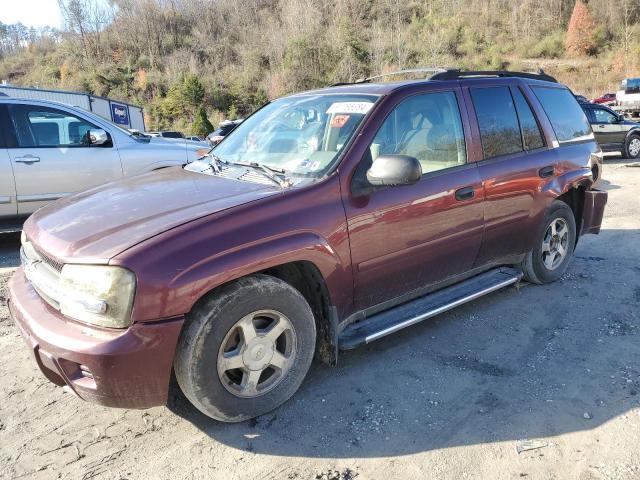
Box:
6, 103, 123, 215
343, 89, 485, 310
589, 106, 627, 149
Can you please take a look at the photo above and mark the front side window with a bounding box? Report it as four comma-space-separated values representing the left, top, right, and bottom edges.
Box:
592, 107, 618, 124
471, 86, 523, 159
369, 91, 467, 175
8, 104, 99, 148
531, 86, 592, 143
212, 94, 378, 177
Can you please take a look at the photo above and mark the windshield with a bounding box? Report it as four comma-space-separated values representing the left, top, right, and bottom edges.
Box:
212, 94, 378, 177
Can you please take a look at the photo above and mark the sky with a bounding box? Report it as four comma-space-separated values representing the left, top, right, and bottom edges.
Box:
0, 0, 64, 29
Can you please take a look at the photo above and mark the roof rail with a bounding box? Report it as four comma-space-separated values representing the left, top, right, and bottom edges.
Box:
354, 68, 450, 84
429, 69, 558, 83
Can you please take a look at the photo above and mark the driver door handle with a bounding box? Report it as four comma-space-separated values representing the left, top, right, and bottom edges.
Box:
538, 165, 555, 178
455, 186, 475, 201
14, 155, 40, 163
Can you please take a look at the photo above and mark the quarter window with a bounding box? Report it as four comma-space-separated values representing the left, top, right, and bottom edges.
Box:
511, 88, 545, 150
369, 91, 467, 175
471, 86, 523, 159
7, 104, 100, 148
531, 86, 592, 143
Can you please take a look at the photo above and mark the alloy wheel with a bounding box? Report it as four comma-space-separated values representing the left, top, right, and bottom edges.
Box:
541, 217, 569, 270
217, 309, 297, 398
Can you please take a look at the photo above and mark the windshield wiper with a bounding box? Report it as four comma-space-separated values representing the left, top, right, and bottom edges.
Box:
203, 152, 225, 172
226, 160, 292, 188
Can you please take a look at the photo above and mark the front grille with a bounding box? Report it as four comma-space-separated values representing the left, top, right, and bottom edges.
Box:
21, 239, 63, 310
32, 244, 64, 272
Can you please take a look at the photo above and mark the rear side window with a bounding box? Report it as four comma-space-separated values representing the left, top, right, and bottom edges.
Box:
470, 86, 522, 158
531, 86, 592, 143
511, 88, 545, 150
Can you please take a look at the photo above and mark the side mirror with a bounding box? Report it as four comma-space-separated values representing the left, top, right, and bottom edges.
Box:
366, 154, 422, 187
617, 114, 625, 123
88, 129, 109, 146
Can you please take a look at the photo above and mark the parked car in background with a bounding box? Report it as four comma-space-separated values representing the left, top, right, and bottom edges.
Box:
581, 102, 640, 158
8, 69, 607, 422
186, 135, 203, 141
0, 99, 205, 230
146, 130, 184, 139
592, 92, 616, 105
613, 77, 640, 118
206, 119, 243, 145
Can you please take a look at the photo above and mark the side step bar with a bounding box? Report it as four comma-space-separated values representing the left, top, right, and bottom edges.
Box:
338, 267, 523, 350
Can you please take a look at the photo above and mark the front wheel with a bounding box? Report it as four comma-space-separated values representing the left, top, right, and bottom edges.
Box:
520, 201, 576, 284
174, 275, 316, 422
623, 134, 640, 159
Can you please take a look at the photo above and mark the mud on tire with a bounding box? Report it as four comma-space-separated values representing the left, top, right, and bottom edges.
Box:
174, 274, 316, 422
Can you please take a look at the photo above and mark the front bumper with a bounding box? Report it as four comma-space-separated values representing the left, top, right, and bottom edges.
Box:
8, 268, 184, 409
581, 189, 608, 235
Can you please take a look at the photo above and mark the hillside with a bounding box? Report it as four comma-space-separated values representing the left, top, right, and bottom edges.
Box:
1, 0, 640, 134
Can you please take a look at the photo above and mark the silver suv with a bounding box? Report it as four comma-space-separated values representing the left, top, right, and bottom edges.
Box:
0, 98, 206, 228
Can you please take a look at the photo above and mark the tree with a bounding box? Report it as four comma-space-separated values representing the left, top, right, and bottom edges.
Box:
565, 0, 597, 56
191, 105, 213, 137
182, 73, 205, 107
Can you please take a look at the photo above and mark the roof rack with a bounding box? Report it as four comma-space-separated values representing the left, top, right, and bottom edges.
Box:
330, 67, 558, 87
354, 68, 449, 84
429, 69, 558, 83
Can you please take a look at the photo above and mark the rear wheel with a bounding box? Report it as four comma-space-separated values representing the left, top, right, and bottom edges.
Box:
623, 134, 640, 159
520, 201, 576, 284
174, 274, 316, 422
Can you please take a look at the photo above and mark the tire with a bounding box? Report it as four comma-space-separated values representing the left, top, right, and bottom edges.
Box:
174, 274, 316, 422
623, 134, 640, 159
520, 201, 576, 284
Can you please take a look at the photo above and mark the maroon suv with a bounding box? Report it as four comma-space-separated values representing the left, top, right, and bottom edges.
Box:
8, 70, 607, 422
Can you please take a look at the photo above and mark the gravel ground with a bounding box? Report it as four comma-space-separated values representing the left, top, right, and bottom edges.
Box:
1, 157, 639, 480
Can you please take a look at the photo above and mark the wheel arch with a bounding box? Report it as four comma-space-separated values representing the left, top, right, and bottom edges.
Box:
556, 184, 587, 245
175, 233, 348, 366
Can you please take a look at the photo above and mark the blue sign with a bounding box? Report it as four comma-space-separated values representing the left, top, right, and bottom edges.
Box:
110, 102, 130, 126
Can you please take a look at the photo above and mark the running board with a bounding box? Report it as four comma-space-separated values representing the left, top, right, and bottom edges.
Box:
338, 267, 523, 350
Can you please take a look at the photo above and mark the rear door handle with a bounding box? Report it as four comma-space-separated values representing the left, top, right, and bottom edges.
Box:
538, 165, 555, 178
14, 155, 40, 163
455, 186, 475, 201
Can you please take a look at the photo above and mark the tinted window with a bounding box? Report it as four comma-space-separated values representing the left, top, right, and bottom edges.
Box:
471, 87, 522, 158
370, 91, 467, 174
531, 87, 592, 143
592, 107, 618, 124
8, 104, 98, 148
161, 131, 184, 138
511, 88, 545, 150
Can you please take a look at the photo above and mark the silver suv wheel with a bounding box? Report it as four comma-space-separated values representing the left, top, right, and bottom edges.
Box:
217, 309, 297, 398
629, 137, 640, 157
541, 217, 569, 270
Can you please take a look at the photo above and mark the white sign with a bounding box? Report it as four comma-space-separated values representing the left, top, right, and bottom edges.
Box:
326, 102, 374, 115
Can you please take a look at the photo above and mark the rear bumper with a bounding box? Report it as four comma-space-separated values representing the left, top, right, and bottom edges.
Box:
581, 189, 608, 235
8, 268, 184, 409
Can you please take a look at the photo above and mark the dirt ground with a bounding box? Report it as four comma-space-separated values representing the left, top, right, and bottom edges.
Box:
1, 157, 640, 480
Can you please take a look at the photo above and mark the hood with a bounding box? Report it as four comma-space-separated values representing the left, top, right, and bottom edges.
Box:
147, 136, 208, 152
25, 167, 279, 262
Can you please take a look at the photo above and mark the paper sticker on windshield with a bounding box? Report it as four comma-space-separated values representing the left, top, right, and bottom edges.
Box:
330, 114, 351, 128
326, 102, 373, 115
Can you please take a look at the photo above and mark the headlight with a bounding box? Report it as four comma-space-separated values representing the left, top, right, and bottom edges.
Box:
58, 265, 136, 328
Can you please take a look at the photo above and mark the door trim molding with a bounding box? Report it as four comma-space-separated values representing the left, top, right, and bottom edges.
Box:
17, 193, 70, 202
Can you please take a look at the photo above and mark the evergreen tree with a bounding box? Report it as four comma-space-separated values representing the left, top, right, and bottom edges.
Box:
191, 105, 213, 137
